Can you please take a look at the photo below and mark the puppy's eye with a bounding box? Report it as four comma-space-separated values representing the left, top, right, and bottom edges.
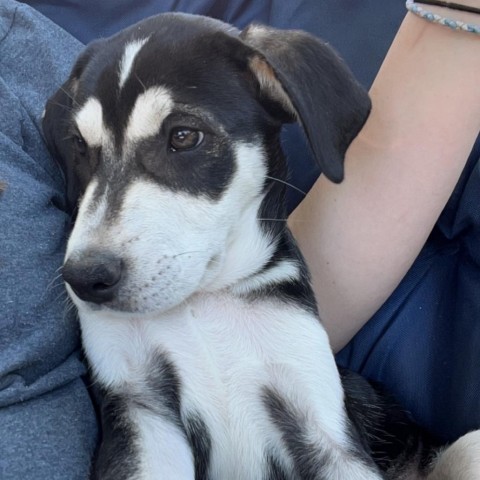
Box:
73, 134, 87, 155
169, 128, 204, 151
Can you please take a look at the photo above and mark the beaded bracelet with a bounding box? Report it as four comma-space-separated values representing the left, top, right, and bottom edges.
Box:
406, 0, 480, 33
417, 0, 480, 14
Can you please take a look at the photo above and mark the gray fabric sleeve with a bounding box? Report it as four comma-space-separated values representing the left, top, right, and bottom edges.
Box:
0, 2, 97, 478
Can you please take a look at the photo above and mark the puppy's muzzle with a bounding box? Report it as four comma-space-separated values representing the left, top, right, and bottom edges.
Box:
63, 250, 123, 304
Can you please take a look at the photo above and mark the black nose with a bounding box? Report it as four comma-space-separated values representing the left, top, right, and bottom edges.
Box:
63, 251, 123, 304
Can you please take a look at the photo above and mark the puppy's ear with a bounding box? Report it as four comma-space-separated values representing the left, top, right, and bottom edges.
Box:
240, 25, 371, 183
42, 46, 98, 213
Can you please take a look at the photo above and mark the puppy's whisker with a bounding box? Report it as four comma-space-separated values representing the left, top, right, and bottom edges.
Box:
47, 280, 66, 294
265, 176, 306, 196
63, 297, 77, 316
54, 289, 70, 304
46, 272, 65, 293
135, 72, 147, 93
59, 86, 80, 107
50, 101, 75, 113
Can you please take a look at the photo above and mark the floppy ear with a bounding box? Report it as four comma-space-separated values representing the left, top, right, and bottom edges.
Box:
240, 25, 371, 183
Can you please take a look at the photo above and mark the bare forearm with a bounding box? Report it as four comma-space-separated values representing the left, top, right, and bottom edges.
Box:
289, 9, 480, 352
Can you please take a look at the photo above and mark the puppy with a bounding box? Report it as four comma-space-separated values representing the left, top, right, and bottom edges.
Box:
43, 12, 480, 480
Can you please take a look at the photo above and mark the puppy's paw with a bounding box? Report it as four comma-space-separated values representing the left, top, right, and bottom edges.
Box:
428, 430, 480, 480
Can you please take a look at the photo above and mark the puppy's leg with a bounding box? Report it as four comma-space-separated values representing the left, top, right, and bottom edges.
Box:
132, 410, 195, 480
427, 430, 480, 480
93, 402, 195, 480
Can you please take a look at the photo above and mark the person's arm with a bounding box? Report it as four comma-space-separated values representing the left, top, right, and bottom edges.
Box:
289, 6, 480, 352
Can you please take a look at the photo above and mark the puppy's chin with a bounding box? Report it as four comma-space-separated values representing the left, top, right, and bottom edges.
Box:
69, 290, 190, 319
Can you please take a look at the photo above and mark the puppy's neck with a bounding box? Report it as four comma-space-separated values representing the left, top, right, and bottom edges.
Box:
203, 181, 316, 315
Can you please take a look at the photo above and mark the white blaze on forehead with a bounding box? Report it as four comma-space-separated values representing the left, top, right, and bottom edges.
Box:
118, 37, 150, 89
125, 86, 173, 142
65, 178, 109, 258
75, 97, 106, 147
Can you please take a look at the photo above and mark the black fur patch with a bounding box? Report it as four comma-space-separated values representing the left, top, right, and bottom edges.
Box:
269, 231, 318, 315
185, 413, 212, 480
340, 367, 439, 478
92, 353, 186, 477
91, 392, 141, 480
262, 386, 331, 480
265, 454, 290, 480
141, 351, 184, 428
241, 229, 319, 316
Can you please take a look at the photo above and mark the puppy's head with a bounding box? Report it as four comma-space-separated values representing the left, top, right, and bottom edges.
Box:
43, 13, 370, 316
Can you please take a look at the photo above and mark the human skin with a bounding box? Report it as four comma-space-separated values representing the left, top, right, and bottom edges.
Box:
289, 5, 480, 352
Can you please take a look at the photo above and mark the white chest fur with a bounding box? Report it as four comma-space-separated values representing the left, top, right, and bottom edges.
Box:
80, 292, 354, 478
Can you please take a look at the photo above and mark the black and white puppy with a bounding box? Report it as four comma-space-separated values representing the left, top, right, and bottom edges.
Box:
43, 13, 480, 480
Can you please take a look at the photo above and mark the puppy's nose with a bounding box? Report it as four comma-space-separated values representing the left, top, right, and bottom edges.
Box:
63, 251, 123, 304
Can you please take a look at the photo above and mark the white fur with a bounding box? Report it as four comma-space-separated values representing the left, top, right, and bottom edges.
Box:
134, 410, 195, 480
427, 430, 480, 480
231, 259, 301, 296
67, 142, 272, 313
75, 97, 107, 147
78, 292, 375, 479
118, 38, 150, 89
125, 86, 173, 143
65, 179, 108, 259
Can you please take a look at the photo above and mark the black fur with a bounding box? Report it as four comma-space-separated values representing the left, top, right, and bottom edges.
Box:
340, 368, 439, 478
262, 386, 342, 480
185, 414, 212, 480
240, 24, 371, 183
244, 230, 319, 316
92, 352, 185, 478
143, 352, 184, 425
91, 392, 140, 480
43, 13, 370, 214
266, 454, 290, 480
